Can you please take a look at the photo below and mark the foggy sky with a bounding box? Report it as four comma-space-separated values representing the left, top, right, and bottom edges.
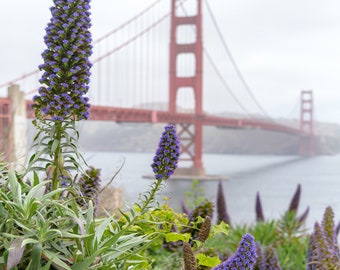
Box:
1, 0, 340, 123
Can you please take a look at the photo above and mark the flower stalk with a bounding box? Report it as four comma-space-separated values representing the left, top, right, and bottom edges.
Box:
29, 0, 93, 192
51, 121, 62, 191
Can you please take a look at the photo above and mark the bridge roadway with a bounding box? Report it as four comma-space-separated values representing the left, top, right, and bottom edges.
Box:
89, 106, 303, 135
26, 102, 303, 135
25, 103, 303, 136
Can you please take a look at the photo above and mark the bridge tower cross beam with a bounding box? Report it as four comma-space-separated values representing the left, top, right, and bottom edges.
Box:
299, 90, 315, 156
169, 0, 205, 176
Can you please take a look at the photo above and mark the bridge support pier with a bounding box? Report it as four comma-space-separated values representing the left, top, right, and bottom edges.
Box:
0, 94, 11, 162
7, 84, 27, 167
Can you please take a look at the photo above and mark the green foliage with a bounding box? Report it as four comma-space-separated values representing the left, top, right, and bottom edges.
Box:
275, 211, 308, 269
217, 215, 307, 270
0, 169, 173, 269
196, 253, 220, 268
28, 119, 86, 192
184, 179, 206, 211
0, 171, 77, 269
184, 199, 214, 245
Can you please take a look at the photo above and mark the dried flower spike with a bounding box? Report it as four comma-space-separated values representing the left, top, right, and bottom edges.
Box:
183, 242, 197, 270
198, 216, 211, 243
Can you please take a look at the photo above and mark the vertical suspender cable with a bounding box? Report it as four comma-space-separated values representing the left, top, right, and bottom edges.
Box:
106, 36, 110, 106
132, 19, 137, 107
138, 19, 143, 107
97, 44, 101, 105
203, 0, 271, 119
146, 11, 150, 109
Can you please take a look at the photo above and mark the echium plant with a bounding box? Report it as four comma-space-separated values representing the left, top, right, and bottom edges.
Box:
0, 125, 180, 269
29, 0, 93, 191
254, 243, 282, 270
34, 0, 92, 121
144, 124, 180, 210
306, 206, 340, 269
76, 166, 101, 211
151, 124, 180, 180
212, 233, 257, 270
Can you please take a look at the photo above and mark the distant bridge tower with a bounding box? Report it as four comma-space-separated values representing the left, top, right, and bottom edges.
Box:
299, 90, 315, 156
169, 0, 205, 176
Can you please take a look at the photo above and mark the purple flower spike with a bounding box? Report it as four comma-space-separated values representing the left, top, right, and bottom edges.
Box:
151, 124, 180, 180
33, 0, 92, 121
262, 246, 282, 269
212, 233, 257, 270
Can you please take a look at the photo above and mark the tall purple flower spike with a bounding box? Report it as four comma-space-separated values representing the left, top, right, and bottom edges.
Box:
212, 233, 257, 270
261, 246, 282, 269
306, 207, 340, 269
33, 0, 93, 121
255, 191, 265, 222
151, 124, 180, 180
217, 180, 231, 225
287, 183, 301, 213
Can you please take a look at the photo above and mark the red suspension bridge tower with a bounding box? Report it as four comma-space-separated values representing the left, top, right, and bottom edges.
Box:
169, 0, 205, 176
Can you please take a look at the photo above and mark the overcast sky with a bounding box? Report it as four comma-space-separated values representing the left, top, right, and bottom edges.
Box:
1, 0, 340, 124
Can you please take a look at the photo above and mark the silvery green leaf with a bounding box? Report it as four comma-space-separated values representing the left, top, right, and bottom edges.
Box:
7, 238, 25, 270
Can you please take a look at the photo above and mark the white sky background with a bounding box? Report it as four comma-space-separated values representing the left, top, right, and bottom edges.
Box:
1, 0, 340, 123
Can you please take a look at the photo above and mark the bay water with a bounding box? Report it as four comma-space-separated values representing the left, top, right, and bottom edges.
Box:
85, 151, 340, 230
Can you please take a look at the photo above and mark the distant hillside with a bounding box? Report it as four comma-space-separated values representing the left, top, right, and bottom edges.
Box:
26, 118, 340, 155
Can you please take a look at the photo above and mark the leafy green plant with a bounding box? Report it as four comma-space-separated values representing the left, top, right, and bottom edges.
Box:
0, 171, 81, 269
0, 122, 184, 269
184, 179, 207, 211
0, 0, 188, 268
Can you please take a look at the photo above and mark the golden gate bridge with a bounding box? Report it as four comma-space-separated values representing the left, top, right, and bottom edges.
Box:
0, 0, 315, 176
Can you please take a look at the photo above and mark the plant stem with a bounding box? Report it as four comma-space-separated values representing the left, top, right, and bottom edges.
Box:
117, 178, 163, 236
52, 121, 62, 193
139, 178, 162, 214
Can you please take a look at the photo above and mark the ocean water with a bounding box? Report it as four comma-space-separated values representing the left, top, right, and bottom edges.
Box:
85, 151, 340, 230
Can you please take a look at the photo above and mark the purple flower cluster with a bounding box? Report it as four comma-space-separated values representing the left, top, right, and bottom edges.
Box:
33, 0, 93, 121
151, 124, 180, 180
253, 242, 282, 269
307, 206, 340, 269
261, 246, 282, 269
77, 166, 101, 201
212, 233, 257, 270
77, 166, 101, 214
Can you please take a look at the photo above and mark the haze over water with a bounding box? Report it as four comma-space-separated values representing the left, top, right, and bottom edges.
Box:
87, 151, 340, 230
